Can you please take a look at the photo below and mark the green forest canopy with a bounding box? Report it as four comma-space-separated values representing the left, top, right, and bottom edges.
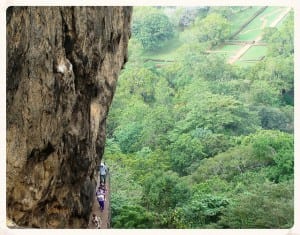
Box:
104, 6, 294, 228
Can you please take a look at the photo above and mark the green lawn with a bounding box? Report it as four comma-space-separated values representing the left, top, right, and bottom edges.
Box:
217, 44, 244, 58
239, 45, 267, 61
230, 6, 262, 34
235, 7, 289, 41
235, 14, 263, 41
141, 36, 184, 61
235, 60, 257, 67
211, 7, 289, 66
140, 26, 201, 61
264, 7, 287, 26
276, 12, 289, 28
221, 44, 243, 52
270, 8, 290, 28
236, 28, 261, 41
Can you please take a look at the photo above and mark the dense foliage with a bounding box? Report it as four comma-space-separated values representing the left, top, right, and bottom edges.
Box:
132, 12, 175, 51
104, 7, 294, 228
195, 13, 231, 48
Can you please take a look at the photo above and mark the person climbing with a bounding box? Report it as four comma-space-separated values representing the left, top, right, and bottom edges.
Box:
100, 182, 108, 198
100, 182, 107, 191
96, 186, 105, 212
91, 213, 101, 229
99, 162, 108, 185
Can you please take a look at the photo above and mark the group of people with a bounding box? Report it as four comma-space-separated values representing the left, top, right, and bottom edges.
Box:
92, 161, 108, 229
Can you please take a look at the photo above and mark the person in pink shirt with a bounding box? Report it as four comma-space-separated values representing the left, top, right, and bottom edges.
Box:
96, 186, 105, 211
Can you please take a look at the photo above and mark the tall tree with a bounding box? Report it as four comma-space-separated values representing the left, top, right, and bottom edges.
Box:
132, 13, 175, 51
195, 13, 231, 48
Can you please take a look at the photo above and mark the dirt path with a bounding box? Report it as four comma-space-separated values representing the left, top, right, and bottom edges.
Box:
87, 174, 110, 229
254, 7, 291, 42
228, 12, 267, 64
228, 43, 253, 64
228, 7, 291, 64
270, 7, 291, 27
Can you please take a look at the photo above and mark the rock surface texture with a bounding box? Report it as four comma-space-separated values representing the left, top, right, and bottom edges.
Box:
6, 6, 132, 228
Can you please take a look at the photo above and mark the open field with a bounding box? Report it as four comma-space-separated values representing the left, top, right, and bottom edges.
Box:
275, 12, 290, 28
236, 28, 260, 41
138, 6, 290, 66
235, 7, 288, 41
214, 6, 287, 63
234, 60, 257, 67
141, 36, 183, 61
235, 16, 263, 41
230, 7, 262, 34
239, 45, 267, 61
264, 7, 286, 26
221, 6, 290, 65
221, 44, 244, 52
218, 45, 244, 59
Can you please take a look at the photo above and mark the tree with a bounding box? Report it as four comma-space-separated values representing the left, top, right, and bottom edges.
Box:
257, 106, 293, 133
208, 6, 239, 20
141, 170, 191, 213
243, 130, 294, 183
194, 13, 231, 48
176, 89, 260, 135
182, 193, 229, 227
170, 7, 208, 29
112, 205, 157, 228
260, 12, 294, 106
132, 13, 175, 51
263, 12, 294, 57
168, 133, 206, 175
139, 105, 174, 150
246, 80, 281, 106
219, 180, 293, 228
114, 122, 143, 153
117, 66, 159, 103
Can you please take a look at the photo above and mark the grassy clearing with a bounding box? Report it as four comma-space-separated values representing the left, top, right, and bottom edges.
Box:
235, 60, 257, 67
140, 26, 202, 61
221, 44, 244, 52
209, 44, 244, 60
275, 11, 290, 28
141, 36, 184, 61
236, 7, 288, 41
264, 7, 287, 26
235, 14, 263, 41
230, 6, 262, 34
270, 8, 291, 28
179, 26, 198, 43
217, 44, 244, 59
239, 45, 267, 60
237, 28, 261, 41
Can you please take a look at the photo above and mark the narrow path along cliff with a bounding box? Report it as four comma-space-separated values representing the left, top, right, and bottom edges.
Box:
88, 173, 110, 229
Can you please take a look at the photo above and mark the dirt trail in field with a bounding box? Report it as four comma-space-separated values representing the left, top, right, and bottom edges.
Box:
271, 7, 292, 27
241, 8, 282, 34
227, 44, 253, 64
254, 7, 291, 42
87, 174, 110, 229
228, 7, 291, 64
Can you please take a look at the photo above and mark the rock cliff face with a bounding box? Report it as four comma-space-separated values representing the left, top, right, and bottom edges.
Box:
6, 6, 132, 228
